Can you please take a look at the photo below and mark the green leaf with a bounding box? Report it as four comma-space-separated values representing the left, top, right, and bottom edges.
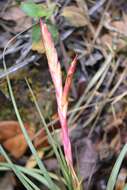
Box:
47, 24, 59, 42
32, 25, 41, 42
21, 2, 53, 18
32, 24, 58, 43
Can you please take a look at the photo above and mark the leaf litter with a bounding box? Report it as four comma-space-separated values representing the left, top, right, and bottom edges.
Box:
0, 0, 127, 189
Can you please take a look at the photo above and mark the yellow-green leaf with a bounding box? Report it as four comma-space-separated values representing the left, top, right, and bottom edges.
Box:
61, 6, 87, 27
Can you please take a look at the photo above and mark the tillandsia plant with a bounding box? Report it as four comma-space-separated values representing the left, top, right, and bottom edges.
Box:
40, 19, 75, 165
40, 19, 80, 187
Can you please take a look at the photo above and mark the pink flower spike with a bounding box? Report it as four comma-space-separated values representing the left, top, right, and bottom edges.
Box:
63, 56, 77, 105
40, 19, 63, 105
40, 19, 75, 166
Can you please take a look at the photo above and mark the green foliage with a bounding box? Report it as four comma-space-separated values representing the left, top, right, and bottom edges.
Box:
32, 24, 58, 43
47, 24, 59, 42
21, 2, 59, 44
21, 2, 53, 18
32, 25, 41, 42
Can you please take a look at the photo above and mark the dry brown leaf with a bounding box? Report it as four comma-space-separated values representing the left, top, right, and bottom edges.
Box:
0, 121, 34, 158
26, 149, 44, 168
76, 138, 98, 188
101, 13, 127, 50
101, 32, 127, 50
3, 7, 26, 21
14, 16, 32, 32
61, 6, 87, 27
2, 6, 32, 32
0, 121, 21, 141
3, 134, 28, 159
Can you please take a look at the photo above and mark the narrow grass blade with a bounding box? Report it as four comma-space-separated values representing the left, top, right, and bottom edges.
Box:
0, 146, 35, 190
25, 79, 63, 164
0, 162, 66, 187
107, 143, 127, 190
25, 79, 72, 186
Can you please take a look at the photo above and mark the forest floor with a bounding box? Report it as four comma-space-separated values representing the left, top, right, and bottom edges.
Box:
0, 0, 127, 190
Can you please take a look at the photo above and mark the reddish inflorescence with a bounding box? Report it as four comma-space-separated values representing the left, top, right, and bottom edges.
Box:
40, 19, 77, 166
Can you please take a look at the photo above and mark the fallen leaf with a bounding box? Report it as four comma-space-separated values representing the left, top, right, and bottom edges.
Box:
2, 6, 32, 32
101, 33, 127, 50
0, 121, 21, 141
0, 121, 35, 158
76, 138, 98, 188
101, 13, 127, 50
61, 6, 87, 27
14, 16, 32, 32
3, 134, 28, 159
3, 131, 34, 159
3, 7, 26, 21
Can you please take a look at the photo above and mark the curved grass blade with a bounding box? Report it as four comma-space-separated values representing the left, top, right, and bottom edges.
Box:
25, 79, 72, 187
107, 143, 127, 190
0, 162, 66, 187
0, 146, 38, 190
